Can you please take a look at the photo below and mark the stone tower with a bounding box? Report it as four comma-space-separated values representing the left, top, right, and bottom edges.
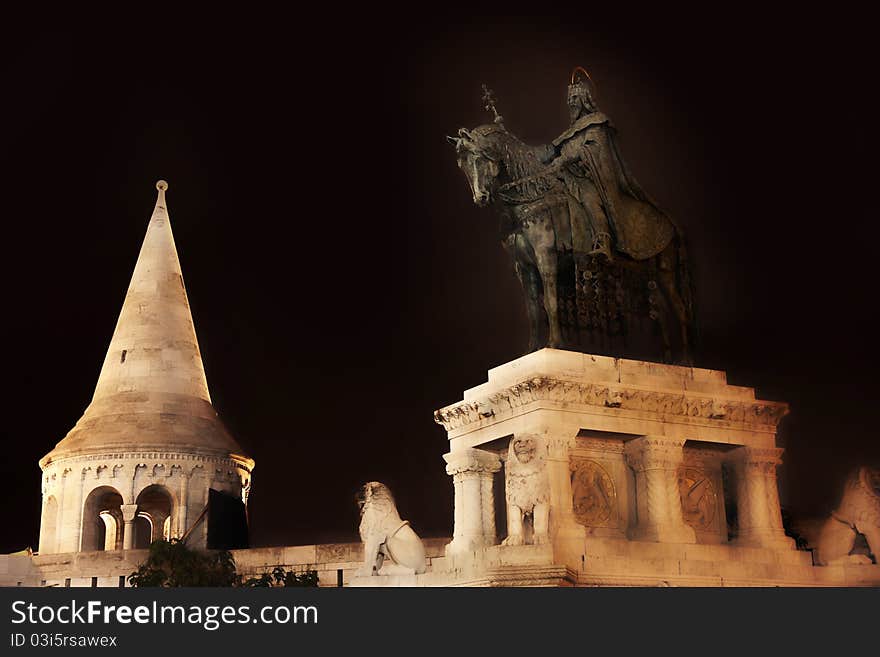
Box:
38, 181, 254, 554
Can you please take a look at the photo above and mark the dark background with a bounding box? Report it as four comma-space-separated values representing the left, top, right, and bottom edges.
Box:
2, 11, 878, 551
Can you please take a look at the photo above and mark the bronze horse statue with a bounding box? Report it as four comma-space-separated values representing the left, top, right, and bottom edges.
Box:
449, 121, 695, 362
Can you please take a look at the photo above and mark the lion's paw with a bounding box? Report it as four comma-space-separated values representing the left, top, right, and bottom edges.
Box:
502, 535, 524, 546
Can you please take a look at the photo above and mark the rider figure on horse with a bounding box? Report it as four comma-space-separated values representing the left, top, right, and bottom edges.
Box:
548, 68, 675, 262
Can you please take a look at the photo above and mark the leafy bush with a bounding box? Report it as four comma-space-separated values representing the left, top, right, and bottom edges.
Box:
128, 539, 318, 587
239, 566, 319, 588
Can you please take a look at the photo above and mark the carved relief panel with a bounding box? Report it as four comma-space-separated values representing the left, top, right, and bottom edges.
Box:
570, 435, 630, 538
571, 459, 617, 527
678, 468, 718, 532
679, 448, 727, 543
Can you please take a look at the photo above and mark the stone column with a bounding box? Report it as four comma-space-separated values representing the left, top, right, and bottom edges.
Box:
68, 469, 85, 553
479, 473, 495, 544
624, 436, 696, 544
52, 470, 68, 554
121, 504, 139, 550
729, 447, 793, 550
444, 449, 502, 556
176, 474, 189, 538
545, 435, 581, 538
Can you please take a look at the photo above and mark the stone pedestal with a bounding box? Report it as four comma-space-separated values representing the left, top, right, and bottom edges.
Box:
434, 348, 793, 575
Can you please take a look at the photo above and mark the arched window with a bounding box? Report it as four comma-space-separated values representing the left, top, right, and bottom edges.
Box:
133, 513, 153, 550
81, 487, 124, 552
134, 485, 174, 547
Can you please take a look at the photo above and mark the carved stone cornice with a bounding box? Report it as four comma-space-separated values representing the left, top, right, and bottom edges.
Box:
444, 449, 502, 477
434, 376, 788, 433
42, 451, 252, 474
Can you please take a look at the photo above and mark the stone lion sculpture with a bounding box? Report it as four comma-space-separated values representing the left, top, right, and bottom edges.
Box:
356, 481, 427, 576
815, 466, 880, 565
502, 434, 551, 546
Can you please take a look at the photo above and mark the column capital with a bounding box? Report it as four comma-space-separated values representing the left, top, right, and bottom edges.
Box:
624, 436, 686, 471
544, 433, 576, 459
120, 504, 139, 523
728, 446, 784, 472
444, 449, 501, 477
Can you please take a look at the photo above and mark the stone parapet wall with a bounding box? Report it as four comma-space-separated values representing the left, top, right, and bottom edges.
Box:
231, 539, 449, 587
0, 539, 450, 588
4, 536, 878, 587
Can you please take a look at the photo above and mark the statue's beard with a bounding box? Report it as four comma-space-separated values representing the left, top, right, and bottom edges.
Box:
570, 103, 595, 122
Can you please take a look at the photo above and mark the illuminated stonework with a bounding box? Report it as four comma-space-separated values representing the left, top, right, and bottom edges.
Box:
37, 182, 254, 555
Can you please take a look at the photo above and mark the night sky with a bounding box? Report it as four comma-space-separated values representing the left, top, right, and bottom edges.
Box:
2, 13, 878, 552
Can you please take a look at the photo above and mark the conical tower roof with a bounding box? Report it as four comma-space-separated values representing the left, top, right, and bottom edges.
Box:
41, 181, 250, 467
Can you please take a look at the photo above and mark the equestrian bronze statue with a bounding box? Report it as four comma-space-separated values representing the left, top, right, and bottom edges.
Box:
448, 69, 696, 363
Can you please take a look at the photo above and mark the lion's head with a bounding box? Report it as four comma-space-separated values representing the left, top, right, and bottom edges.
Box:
505, 434, 549, 510
357, 481, 404, 543
356, 481, 396, 517
511, 436, 538, 464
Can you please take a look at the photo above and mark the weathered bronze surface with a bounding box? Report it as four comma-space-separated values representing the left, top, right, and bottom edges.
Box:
449, 72, 696, 363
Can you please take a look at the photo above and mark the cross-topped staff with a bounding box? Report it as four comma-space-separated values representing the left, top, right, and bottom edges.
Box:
481, 84, 505, 126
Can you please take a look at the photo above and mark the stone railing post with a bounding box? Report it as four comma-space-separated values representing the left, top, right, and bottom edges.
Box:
729, 447, 793, 550
624, 436, 696, 544
444, 449, 502, 556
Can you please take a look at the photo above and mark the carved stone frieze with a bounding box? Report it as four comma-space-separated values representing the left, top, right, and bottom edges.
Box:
434, 376, 788, 432
573, 436, 625, 454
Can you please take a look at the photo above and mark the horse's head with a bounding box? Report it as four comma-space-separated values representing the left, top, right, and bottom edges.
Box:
447, 124, 506, 207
